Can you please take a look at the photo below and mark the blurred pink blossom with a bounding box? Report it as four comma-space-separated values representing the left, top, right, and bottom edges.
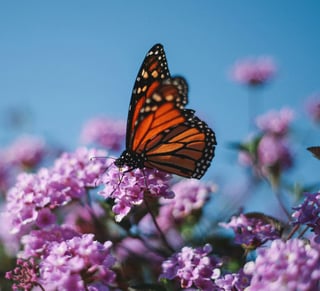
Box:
258, 135, 293, 170
231, 56, 276, 86
0, 150, 11, 193
161, 179, 216, 220
81, 116, 126, 151
255, 107, 295, 136
6, 135, 46, 170
305, 94, 320, 123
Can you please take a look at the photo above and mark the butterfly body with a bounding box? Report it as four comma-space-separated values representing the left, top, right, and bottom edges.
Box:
115, 44, 216, 179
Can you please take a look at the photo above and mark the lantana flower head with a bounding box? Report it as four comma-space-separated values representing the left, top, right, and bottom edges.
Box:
4, 147, 108, 236
39, 234, 116, 291
7, 230, 117, 291
0, 150, 11, 193
255, 108, 294, 136
163, 179, 216, 220
257, 134, 293, 171
305, 94, 320, 123
99, 164, 174, 222
215, 268, 251, 291
160, 244, 222, 290
292, 192, 320, 242
5, 257, 39, 291
220, 213, 282, 250
81, 117, 126, 151
6, 135, 46, 170
244, 238, 320, 291
231, 56, 276, 86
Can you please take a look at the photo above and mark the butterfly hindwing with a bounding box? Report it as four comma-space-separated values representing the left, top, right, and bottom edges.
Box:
143, 111, 216, 178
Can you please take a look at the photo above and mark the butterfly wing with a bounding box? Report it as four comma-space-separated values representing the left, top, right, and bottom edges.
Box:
130, 76, 216, 178
120, 43, 216, 178
143, 109, 216, 179
126, 44, 188, 149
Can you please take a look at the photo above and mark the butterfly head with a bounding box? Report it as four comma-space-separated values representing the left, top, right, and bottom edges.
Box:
114, 149, 145, 170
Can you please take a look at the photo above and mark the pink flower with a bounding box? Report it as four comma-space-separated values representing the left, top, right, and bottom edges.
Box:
165, 179, 216, 220
231, 56, 276, 86
81, 117, 126, 151
6, 258, 39, 290
160, 244, 222, 290
255, 108, 294, 136
244, 238, 320, 291
305, 94, 320, 123
0, 150, 11, 193
292, 192, 320, 242
220, 213, 281, 248
6, 135, 46, 169
257, 135, 293, 170
20, 225, 81, 259
4, 147, 108, 236
39, 234, 116, 290
99, 164, 173, 222
8, 227, 117, 291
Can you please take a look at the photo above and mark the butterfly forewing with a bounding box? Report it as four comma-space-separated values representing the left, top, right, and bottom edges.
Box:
127, 44, 170, 148
130, 77, 189, 151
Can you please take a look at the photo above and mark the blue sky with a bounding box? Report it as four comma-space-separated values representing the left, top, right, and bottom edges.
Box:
0, 1, 320, 197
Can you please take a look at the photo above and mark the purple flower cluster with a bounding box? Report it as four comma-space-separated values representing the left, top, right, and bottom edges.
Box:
220, 213, 281, 249
160, 244, 222, 290
99, 164, 174, 221
162, 179, 216, 220
5, 257, 39, 291
137, 180, 214, 237
81, 116, 126, 151
305, 94, 320, 123
0, 150, 11, 193
256, 107, 294, 136
0, 135, 47, 193
20, 225, 81, 259
7, 226, 116, 291
239, 108, 294, 177
6, 135, 46, 170
257, 135, 292, 171
39, 233, 116, 290
231, 56, 276, 86
244, 238, 320, 290
4, 147, 108, 236
215, 269, 251, 291
292, 192, 320, 242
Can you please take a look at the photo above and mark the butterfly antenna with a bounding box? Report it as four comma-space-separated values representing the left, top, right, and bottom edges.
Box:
90, 156, 116, 161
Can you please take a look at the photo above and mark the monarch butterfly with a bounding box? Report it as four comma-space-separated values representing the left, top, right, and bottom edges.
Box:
115, 44, 216, 179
